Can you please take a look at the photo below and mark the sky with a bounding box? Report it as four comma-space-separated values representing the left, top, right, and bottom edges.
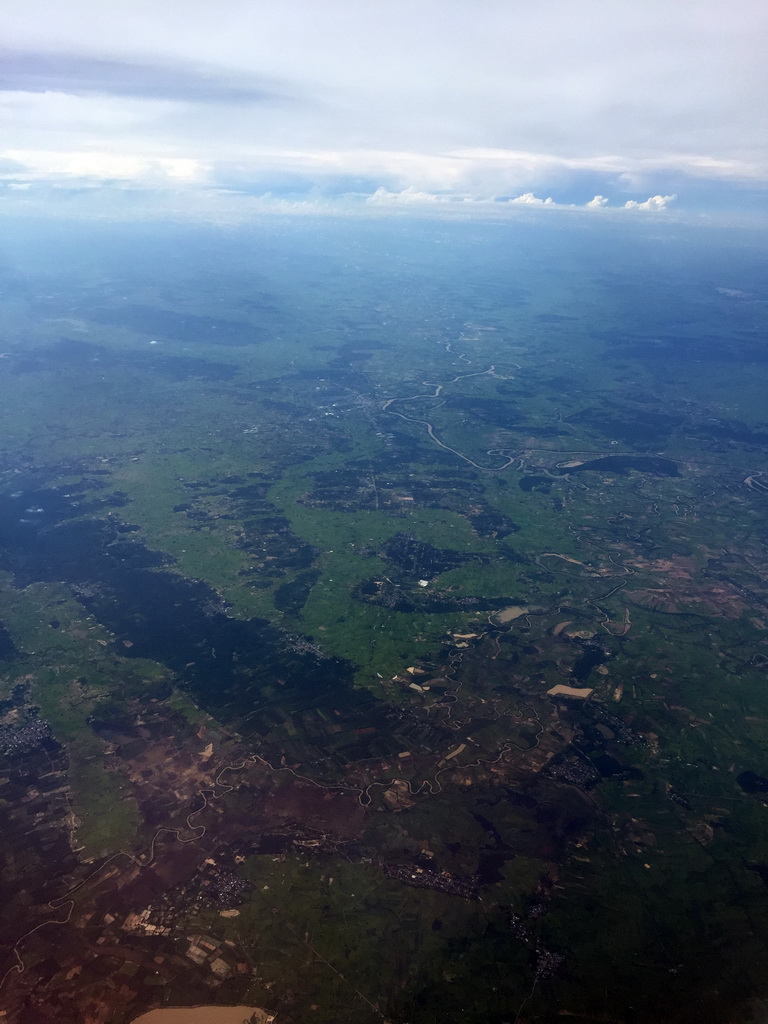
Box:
1, 0, 766, 221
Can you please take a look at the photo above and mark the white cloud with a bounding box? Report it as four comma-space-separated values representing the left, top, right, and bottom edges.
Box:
624, 194, 677, 211
509, 192, 555, 205
0, 148, 208, 183
0, 144, 753, 210
367, 187, 562, 210
366, 187, 646, 217
366, 186, 451, 205
0, 0, 763, 219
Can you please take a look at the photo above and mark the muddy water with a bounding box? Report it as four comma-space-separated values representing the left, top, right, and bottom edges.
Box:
130, 1006, 273, 1024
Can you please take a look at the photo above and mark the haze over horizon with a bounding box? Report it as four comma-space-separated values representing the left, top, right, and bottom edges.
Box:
1, 0, 766, 222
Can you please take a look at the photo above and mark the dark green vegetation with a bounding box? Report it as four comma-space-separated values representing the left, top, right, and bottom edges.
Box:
0, 215, 768, 1024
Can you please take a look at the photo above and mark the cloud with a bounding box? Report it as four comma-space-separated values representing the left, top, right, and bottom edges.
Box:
0, 1, 765, 218
509, 192, 555, 205
366, 186, 457, 205
0, 49, 288, 105
0, 140, 757, 208
0, 148, 208, 184
624, 194, 677, 211
364, 186, 670, 217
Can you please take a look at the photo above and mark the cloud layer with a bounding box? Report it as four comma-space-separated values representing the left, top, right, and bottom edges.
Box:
0, 50, 287, 104
0, 0, 765, 218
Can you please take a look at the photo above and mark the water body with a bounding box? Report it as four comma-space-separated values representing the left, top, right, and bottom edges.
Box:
559, 455, 679, 476
130, 1007, 273, 1024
